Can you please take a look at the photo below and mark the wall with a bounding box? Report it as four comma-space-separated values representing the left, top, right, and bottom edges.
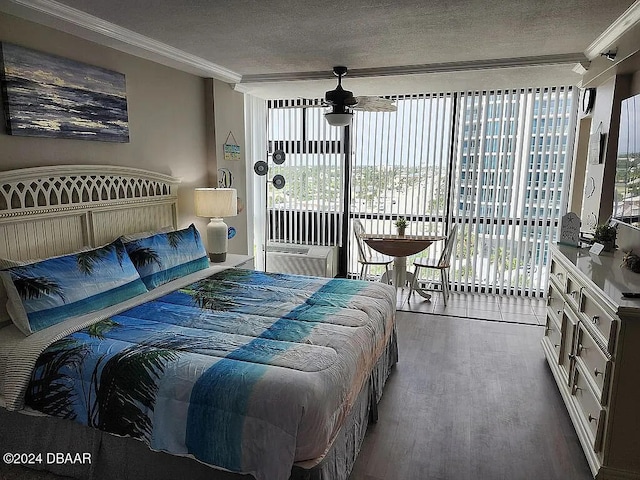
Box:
0, 13, 209, 231
209, 79, 249, 255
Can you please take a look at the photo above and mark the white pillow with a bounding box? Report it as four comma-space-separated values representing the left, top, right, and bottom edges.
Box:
0, 258, 23, 327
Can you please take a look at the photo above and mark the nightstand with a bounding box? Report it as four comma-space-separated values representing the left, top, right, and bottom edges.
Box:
213, 254, 254, 269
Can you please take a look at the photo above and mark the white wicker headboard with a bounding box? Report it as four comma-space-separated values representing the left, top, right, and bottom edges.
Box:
0, 165, 180, 261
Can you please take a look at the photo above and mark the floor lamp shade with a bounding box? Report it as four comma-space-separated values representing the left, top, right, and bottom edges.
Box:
194, 188, 237, 262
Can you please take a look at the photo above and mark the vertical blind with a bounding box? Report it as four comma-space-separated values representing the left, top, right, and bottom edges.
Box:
447, 87, 576, 296
264, 86, 576, 296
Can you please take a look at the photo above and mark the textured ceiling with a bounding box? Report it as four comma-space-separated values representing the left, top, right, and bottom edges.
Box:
9, 0, 639, 96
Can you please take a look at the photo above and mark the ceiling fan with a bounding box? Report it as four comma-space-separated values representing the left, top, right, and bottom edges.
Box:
323, 66, 396, 126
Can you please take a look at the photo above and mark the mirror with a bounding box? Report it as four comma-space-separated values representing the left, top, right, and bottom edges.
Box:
613, 92, 640, 227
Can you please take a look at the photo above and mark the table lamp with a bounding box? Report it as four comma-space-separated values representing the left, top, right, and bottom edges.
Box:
194, 187, 237, 262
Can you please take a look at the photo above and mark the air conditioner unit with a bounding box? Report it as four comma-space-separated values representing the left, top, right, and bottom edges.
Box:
266, 243, 338, 277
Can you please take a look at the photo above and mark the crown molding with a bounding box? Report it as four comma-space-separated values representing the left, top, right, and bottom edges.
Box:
584, 0, 640, 60
0, 0, 242, 82
239, 53, 587, 84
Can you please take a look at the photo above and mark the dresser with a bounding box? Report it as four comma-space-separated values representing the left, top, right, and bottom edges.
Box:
543, 244, 640, 479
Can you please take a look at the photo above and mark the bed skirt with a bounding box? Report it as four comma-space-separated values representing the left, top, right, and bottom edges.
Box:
0, 325, 397, 480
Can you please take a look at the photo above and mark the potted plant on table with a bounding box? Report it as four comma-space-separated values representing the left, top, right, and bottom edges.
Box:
395, 217, 408, 237
593, 223, 617, 252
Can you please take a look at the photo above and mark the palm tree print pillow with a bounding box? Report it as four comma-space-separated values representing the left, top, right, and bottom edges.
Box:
123, 223, 209, 290
0, 240, 148, 335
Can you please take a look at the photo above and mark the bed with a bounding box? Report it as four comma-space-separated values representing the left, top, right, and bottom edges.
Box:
0, 165, 397, 480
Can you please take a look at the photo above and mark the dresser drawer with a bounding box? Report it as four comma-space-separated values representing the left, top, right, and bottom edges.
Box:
549, 257, 568, 290
579, 289, 618, 354
547, 281, 564, 320
572, 363, 606, 451
564, 271, 582, 310
560, 308, 578, 383
576, 323, 612, 404
543, 314, 563, 363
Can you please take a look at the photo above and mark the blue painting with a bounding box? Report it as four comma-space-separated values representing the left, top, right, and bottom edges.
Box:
0, 43, 129, 142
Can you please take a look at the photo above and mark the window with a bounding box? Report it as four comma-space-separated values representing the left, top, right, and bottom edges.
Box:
264, 87, 576, 295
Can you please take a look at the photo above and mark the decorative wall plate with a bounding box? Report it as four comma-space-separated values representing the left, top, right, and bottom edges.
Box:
254, 161, 268, 176
272, 174, 286, 189
272, 150, 286, 164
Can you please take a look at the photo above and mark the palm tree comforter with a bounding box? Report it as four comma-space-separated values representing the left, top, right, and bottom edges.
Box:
13, 268, 396, 480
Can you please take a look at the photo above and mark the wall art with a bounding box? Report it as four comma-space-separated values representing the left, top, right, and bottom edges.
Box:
0, 42, 129, 142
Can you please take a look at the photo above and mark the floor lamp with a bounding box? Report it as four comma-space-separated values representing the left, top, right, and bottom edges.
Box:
194, 188, 237, 262
253, 149, 286, 272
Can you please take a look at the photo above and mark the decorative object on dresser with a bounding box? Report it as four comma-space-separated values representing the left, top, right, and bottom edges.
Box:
592, 223, 617, 252
194, 188, 238, 262
543, 243, 640, 479
559, 212, 581, 247
620, 250, 640, 273
0, 43, 129, 142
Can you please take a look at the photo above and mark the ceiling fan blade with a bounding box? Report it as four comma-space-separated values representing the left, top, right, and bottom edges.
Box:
344, 95, 358, 107
352, 96, 397, 112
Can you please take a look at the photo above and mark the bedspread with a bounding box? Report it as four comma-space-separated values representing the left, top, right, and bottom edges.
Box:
23, 269, 396, 480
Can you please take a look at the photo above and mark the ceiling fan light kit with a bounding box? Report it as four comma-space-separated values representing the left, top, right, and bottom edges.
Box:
325, 112, 353, 127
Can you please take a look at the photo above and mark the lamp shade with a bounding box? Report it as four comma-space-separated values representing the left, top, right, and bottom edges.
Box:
325, 112, 352, 127
194, 188, 237, 218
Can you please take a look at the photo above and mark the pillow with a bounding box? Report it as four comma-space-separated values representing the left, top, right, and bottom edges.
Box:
0, 258, 23, 326
0, 240, 148, 336
0, 248, 93, 330
120, 225, 174, 243
124, 223, 209, 290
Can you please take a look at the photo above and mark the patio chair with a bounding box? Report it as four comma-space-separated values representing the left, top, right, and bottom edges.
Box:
353, 219, 393, 283
409, 224, 458, 305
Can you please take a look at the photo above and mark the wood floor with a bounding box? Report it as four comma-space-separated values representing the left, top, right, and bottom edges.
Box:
1, 309, 593, 480
348, 311, 592, 480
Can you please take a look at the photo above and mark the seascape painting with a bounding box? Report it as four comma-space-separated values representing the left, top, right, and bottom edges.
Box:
0, 42, 129, 142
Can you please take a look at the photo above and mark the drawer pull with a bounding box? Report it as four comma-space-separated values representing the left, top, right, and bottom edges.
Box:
592, 315, 600, 324
588, 414, 597, 423
568, 354, 576, 360
577, 343, 584, 354
594, 368, 602, 377
554, 343, 560, 348
557, 309, 562, 315
571, 290, 578, 298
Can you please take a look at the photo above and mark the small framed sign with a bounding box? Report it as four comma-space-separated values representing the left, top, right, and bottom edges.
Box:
588, 122, 606, 165
559, 212, 580, 247
223, 131, 241, 161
